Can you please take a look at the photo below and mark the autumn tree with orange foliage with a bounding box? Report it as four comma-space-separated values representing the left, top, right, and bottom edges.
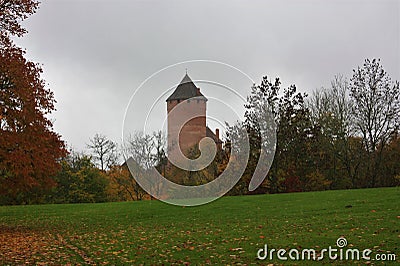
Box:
0, 0, 67, 200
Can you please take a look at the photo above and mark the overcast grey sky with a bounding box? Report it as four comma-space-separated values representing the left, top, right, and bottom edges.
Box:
14, 0, 400, 151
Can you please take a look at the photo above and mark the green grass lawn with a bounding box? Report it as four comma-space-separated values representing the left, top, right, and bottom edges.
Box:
0, 187, 399, 265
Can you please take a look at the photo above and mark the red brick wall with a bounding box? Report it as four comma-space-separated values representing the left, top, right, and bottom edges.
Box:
167, 98, 206, 156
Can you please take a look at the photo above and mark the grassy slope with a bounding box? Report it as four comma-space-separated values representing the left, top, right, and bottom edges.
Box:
0, 187, 399, 265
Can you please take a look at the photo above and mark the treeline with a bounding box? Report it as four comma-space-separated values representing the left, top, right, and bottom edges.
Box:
231, 59, 400, 195
1, 59, 399, 205
0, 132, 164, 205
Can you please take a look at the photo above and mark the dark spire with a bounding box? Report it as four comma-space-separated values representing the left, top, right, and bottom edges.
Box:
166, 73, 207, 101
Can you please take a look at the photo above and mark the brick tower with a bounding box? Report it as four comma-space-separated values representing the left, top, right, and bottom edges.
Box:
166, 73, 207, 157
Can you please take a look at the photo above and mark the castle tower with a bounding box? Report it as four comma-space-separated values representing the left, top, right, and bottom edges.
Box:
166, 74, 207, 156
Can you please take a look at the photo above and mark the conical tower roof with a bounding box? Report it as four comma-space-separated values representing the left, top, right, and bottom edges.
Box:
166, 74, 207, 101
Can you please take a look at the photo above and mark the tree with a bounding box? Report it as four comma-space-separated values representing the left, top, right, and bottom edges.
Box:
303, 170, 332, 192
49, 152, 108, 203
87, 134, 119, 171
308, 75, 357, 189
243, 76, 312, 193
122, 131, 158, 199
0, 0, 67, 198
152, 130, 167, 175
124, 132, 156, 169
106, 164, 146, 201
349, 59, 400, 187
0, 0, 39, 39
379, 133, 400, 187
309, 75, 352, 139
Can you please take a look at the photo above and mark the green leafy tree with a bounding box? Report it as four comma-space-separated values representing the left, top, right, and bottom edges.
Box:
243, 76, 312, 193
50, 152, 108, 203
